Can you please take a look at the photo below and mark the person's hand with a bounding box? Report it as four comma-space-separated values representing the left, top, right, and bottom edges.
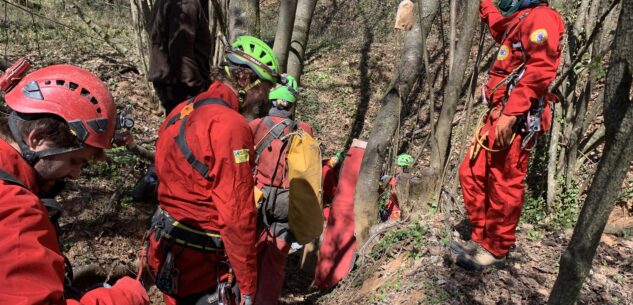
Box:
113, 276, 149, 305
494, 114, 517, 148
240, 294, 254, 305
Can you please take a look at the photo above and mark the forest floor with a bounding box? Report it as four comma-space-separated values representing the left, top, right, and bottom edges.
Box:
1, 0, 632, 304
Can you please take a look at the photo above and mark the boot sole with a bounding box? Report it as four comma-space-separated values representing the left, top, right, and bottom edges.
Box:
450, 241, 476, 256
455, 254, 505, 271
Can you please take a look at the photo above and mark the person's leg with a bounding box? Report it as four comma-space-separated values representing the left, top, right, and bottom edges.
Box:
458, 128, 491, 244
480, 133, 530, 257
255, 224, 291, 305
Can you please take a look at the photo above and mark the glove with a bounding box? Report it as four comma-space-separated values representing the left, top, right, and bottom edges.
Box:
112, 276, 150, 305
240, 294, 254, 305
494, 114, 517, 148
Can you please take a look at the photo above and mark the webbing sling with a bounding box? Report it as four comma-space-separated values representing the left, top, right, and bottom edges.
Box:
165, 98, 231, 179
254, 116, 296, 159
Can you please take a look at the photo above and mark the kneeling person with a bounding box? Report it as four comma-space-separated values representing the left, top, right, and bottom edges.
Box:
0, 61, 148, 304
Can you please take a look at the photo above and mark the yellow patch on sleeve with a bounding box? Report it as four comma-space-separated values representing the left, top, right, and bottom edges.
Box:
530, 29, 548, 44
497, 45, 510, 61
233, 149, 250, 164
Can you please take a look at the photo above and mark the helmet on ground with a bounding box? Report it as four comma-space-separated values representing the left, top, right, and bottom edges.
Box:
5, 64, 117, 149
224, 36, 280, 83
396, 154, 415, 168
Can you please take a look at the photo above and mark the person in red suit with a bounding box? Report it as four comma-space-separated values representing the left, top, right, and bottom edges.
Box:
145, 36, 280, 305
453, 0, 565, 270
0, 61, 148, 304
249, 75, 313, 305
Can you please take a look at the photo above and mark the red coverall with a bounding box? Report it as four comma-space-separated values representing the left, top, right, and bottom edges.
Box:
147, 81, 258, 304
0, 139, 148, 305
249, 115, 312, 305
458, 0, 564, 257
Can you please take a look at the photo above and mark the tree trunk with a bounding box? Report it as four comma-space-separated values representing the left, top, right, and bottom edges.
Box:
548, 0, 633, 302
129, 0, 153, 77
286, 0, 317, 81
228, 0, 259, 41
429, 0, 479, 177
272, 0, 297, 72
353, 18, 423, 248
546, 106, 561, 211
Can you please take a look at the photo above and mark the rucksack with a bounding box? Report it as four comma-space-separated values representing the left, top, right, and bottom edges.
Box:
255, 117, 324, 245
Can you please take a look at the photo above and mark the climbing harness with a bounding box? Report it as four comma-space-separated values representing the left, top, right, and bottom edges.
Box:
164, 98, 231, 179
469, 10, 548, 159
148, 208, 225, 295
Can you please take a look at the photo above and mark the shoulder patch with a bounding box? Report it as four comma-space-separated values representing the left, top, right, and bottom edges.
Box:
530, 29, 548, 44
497, 45, 510, 61
233, 149, 250, 164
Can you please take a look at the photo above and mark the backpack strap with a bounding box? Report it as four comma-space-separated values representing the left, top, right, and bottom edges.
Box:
167, 98, 232, 179
254, 117, 296, 159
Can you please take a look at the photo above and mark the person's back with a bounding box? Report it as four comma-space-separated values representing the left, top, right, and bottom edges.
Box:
250, 76, 315, 305
145, 35, 280, 305
148, 0, 212, 114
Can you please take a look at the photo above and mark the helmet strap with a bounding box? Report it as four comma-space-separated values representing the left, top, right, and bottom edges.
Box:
8, 112, 83, 166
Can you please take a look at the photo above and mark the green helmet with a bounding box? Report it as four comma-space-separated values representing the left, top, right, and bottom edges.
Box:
269, 85, 296, 104
280, 74, 298, 96
224, 36, 280, 83
396, 154, 415, 168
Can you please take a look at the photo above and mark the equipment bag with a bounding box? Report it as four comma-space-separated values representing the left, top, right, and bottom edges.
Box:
286, 127, 324, 245
254, 117, 324, 245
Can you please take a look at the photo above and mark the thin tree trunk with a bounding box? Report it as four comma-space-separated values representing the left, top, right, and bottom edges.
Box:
129, 0, 152, 77
429, 0, 479, 177
286, 0, 317, 81
548, 0, 633, 302
228, 0, 259, 41
353, 19, 423, 249
273, 0, 297, 72
448, 0, 456, 73
546, 105, 561, 211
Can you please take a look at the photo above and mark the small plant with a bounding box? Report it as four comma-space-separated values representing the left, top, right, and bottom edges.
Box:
371, 223, 427, 259
424, 281, 451, 304
527, 229, 542, 242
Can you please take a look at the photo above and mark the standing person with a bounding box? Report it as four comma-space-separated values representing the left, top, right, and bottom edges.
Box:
250, 75, 313, 305
380, 154, 415, 222
453, 0, 564, 270
145, 36, 280, 305
148, 0, 212, 115
0, 61, 148, 304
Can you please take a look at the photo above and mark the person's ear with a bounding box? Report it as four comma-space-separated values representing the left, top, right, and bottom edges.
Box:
25, 128, 48, 151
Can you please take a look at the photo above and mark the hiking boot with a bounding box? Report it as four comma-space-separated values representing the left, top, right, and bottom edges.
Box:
450, 239, 478, 256
456, 245, 506, 271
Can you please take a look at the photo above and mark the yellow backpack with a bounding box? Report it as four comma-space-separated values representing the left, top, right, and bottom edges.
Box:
286, 128, 324, 245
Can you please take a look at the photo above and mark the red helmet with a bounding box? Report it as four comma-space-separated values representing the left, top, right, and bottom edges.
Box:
4, 64, 117, 149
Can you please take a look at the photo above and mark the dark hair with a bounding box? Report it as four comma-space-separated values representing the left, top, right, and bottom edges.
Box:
0, 114, 80, 148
